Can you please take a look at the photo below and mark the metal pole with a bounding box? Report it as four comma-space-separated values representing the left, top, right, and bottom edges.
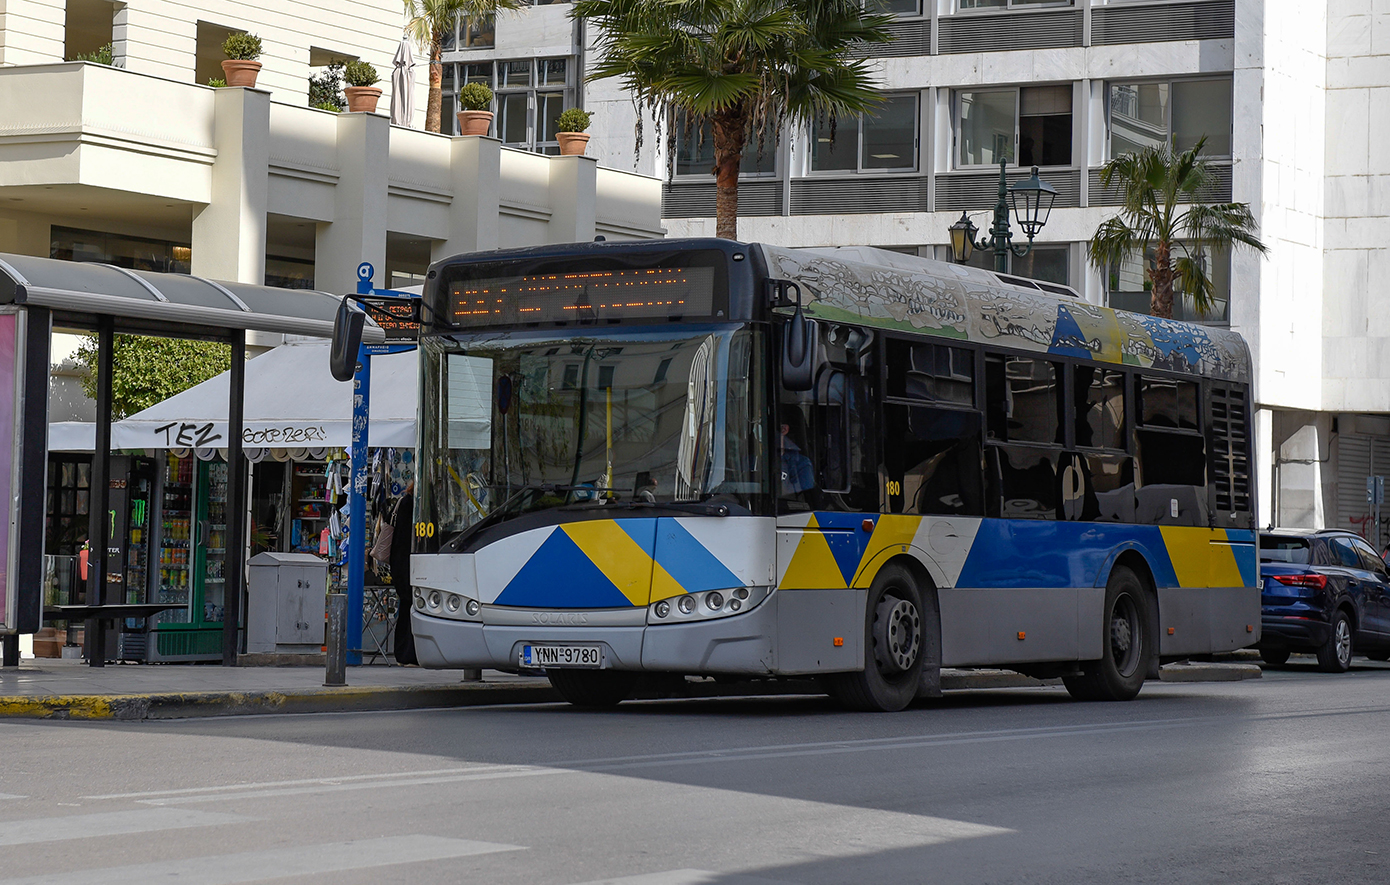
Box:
347, 347, 369, 666
85, 317, 114, 667
324, 592, 347, 686
221, 330, 247, 666
992, 158, 1011, 274
16, 307, 52, 640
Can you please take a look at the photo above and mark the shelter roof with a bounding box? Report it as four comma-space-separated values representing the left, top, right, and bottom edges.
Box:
0, 252, 385, 342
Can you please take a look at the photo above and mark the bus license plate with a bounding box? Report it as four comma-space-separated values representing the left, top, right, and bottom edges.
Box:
522, 644, 602, 668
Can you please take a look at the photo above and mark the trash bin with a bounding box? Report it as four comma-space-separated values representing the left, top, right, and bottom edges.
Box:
246, 552, 328, 655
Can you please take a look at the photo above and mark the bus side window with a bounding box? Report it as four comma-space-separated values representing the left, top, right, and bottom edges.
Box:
1135, 375, 1207, 526
985, 355, 1062, 444
885, 405, 984, 516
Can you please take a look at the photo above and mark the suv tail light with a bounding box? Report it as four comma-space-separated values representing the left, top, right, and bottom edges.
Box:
1271, 573, 1328, 590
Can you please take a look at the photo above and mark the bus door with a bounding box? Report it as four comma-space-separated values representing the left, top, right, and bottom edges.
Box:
775, 364, 876, 591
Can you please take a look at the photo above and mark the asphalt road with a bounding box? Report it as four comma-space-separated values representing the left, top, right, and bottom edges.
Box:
2, 658, 1388, 885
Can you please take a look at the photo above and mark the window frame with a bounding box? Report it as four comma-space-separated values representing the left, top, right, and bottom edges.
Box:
808, 92, 921, 176
954, 85, 1074, 171
954, 0, 1074, 13
1105, 75, 1234, 161
439, 57, 573, 153
671, 110, 779, 180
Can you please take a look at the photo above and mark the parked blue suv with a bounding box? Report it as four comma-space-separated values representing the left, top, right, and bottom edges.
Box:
1258, 529, 1390, 671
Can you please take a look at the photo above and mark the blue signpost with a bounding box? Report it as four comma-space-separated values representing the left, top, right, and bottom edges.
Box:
346, 262, 417, 665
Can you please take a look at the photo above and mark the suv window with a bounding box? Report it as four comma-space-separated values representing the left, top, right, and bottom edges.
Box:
1349, 537, 1388, 575
1328, 537, 1364, 569
1259, 535, 1310, 564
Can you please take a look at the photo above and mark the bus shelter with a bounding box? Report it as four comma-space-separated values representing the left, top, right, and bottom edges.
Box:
0, 252, 383, 667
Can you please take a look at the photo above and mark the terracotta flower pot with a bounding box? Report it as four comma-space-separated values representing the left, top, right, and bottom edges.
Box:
221, 59, 262, 88
457, 110, 494, 136
345, 86, 383, 113
557, 132, 591, 156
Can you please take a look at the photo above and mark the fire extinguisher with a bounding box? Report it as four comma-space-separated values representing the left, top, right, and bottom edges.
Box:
79, 541, 90, 581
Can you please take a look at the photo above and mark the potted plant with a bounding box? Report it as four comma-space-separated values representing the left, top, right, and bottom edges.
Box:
554, 108, 593, 156
221, 32, 263, 88
456, 82, 494, 136
343, 60, 382, 113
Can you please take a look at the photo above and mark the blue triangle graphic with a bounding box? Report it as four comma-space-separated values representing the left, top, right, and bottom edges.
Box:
1049, 306, 1092, 359
811, 512, 871, 587
495, 529, 633, 608
652, 519, 743, 593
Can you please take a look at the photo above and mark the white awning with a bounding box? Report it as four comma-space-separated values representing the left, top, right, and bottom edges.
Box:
48, 341, 417, 452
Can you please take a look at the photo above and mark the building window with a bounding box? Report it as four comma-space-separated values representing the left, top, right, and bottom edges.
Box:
1107, 245, 1231, 325
957, 86, 1072, 168
958, 0, 1070, 8
1107, 78, 1232, 157
949, 243, 1070, 286
441, 58, 572, 152
50, 227, 191, 274
868, 0, 921, 14
674, 112, 776, 177
810, 94, 918, 173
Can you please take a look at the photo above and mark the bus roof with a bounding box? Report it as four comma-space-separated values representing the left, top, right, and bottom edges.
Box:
760, 243, 1251, 384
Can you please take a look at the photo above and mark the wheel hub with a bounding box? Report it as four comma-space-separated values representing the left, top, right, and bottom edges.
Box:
874, 596, 921, 675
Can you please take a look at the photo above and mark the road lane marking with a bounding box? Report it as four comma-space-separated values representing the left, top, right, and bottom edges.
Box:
564, 871, 796, 885
0, 834, 524, 885
120, 720, 1193, 806
85, 704, 1390, 808
0, 794, 24, 801
0, 808, 249, 846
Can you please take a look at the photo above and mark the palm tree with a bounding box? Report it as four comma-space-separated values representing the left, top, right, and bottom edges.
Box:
405, 0, 523, 133
1088, 137, 1267, 320
572, 0, 893, 240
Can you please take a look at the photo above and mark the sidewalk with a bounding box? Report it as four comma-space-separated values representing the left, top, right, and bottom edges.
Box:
0, 657, 1261, 721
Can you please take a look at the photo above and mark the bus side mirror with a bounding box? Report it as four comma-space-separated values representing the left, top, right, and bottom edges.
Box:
781, 309, 817, 392
330, 298, 366, 382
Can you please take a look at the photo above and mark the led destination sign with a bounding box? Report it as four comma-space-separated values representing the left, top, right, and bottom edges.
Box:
447, 266, 717, 326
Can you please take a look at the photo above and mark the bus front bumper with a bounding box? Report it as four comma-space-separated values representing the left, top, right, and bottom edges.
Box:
411, 593, 832, 675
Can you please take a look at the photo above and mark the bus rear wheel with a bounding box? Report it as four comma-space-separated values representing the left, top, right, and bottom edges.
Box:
1063, 565, 1152, 702
547, 669, 637, 708
827, 564, 924, 712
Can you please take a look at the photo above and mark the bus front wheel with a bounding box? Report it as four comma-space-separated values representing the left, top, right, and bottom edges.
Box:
1063, 565, 1152, 702
827, 564, 924, 712
547, 669, 637, 708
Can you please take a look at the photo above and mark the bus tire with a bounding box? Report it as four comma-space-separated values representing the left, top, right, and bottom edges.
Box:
1063, 565, 1152, 702
827, 564, 924, 712
1259, 647, 1290, 666
547, 669, 637, 708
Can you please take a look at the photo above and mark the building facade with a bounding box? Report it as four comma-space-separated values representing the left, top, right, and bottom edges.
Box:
0, 0, 663, 332
2, 0, 1386, 545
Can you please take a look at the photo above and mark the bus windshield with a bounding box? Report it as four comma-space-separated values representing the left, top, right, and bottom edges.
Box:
418, 324, 769, 547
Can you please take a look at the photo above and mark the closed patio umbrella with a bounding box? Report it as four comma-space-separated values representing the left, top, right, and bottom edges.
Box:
389, 36, 416, 127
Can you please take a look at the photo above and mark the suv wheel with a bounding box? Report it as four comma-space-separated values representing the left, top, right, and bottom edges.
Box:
1315, 610, 1353, 673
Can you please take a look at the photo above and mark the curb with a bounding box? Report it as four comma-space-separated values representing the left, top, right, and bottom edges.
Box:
0, 663, 1264, 720
0, 682, 560, 721
1156, 662, 1263, 682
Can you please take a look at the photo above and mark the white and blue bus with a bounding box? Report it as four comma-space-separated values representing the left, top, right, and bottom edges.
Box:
378, 239, 1256, 711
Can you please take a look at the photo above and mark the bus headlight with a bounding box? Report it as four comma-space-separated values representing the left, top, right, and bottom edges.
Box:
648, 587, 770, 624
415, 588, 483, 622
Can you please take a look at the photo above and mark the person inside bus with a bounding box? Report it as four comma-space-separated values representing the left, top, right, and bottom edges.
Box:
779, 409, 819, 506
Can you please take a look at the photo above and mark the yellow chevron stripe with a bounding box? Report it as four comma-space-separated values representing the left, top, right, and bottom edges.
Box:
852, 515, 922, 588
562, 520, 655, 606
780, 514, 849, 590
1160, 526, 1242, 588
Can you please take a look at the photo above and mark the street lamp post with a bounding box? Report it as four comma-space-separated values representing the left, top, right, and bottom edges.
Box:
948, 158, 1058, 273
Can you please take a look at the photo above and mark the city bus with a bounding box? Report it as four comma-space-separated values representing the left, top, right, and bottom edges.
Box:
351, 238, 1258, 711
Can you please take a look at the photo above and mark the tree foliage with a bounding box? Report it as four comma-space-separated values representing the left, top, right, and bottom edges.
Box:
405, 0, 525, 133
76, 335, 231, 420
1087, 138, 1266, 319
572, 0, 893, 239
309, 63, 346, 111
